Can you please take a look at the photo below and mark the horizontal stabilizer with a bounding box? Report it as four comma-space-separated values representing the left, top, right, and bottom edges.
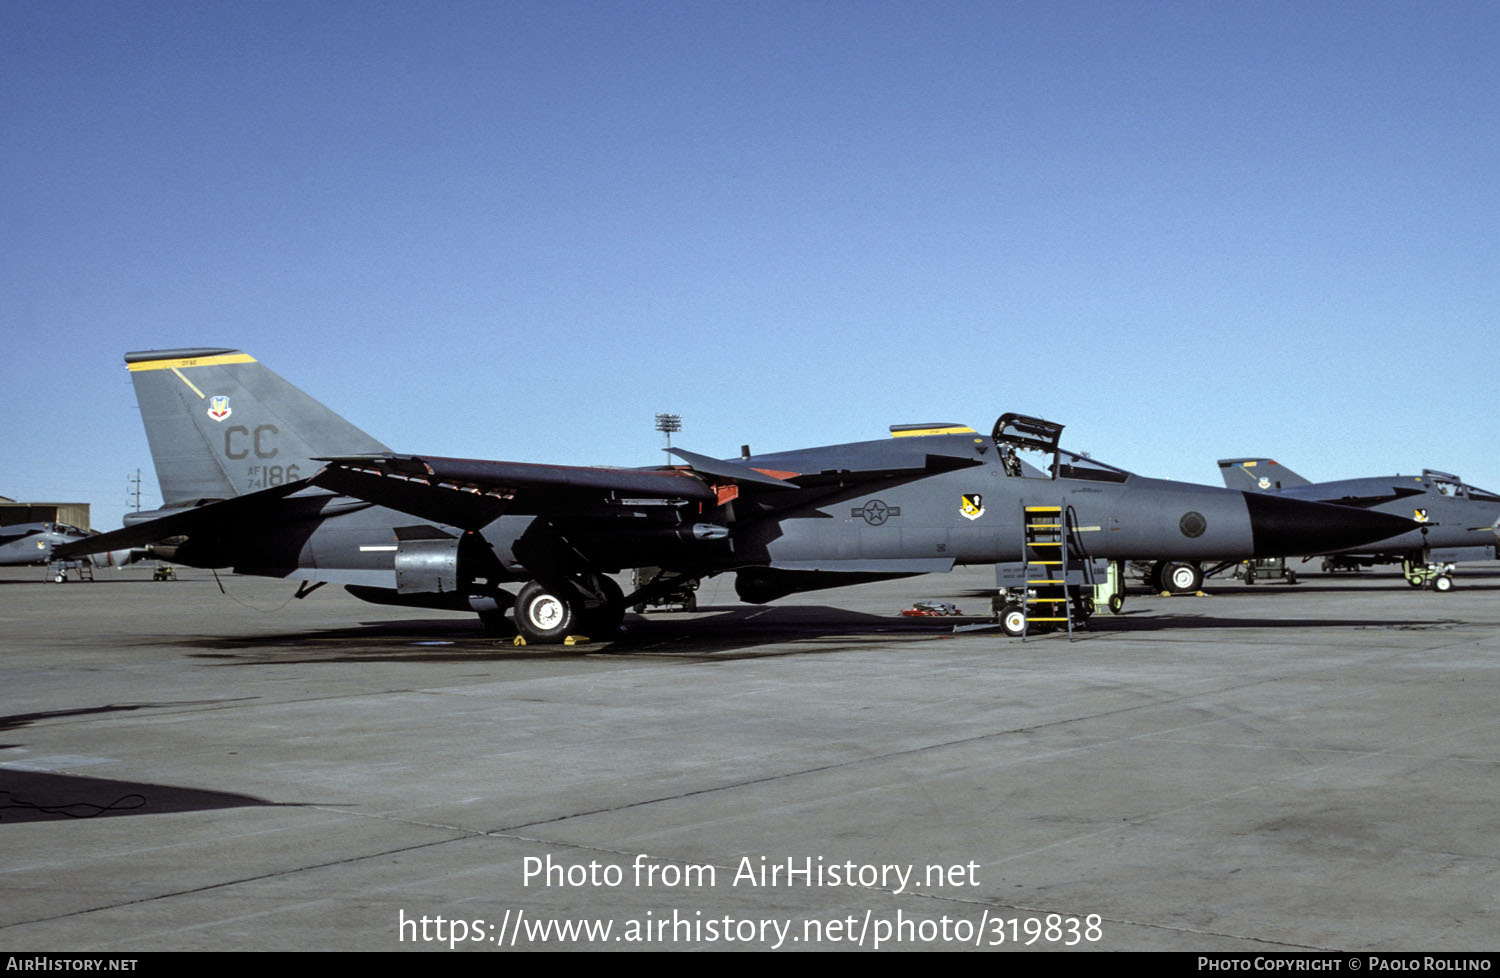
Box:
52, 481, 312, 557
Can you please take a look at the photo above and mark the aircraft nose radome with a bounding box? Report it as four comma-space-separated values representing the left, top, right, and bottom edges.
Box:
1242, 492, 1416, 556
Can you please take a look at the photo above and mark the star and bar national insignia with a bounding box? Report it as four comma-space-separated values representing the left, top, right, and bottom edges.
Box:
852, 499, 899, 526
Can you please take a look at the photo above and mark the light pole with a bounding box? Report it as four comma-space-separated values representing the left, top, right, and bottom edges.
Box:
655, 413, 682, 458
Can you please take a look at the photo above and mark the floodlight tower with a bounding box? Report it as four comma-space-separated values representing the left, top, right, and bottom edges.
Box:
655, 412, 682, 457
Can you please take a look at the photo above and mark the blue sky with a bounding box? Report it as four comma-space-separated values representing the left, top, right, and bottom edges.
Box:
4, 0, 1497, 531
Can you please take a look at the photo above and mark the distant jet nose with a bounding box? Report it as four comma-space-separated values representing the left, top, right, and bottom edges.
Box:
1243, 492, 1416, 556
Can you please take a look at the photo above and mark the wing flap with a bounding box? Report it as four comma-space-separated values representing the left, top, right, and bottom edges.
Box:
704, 440, 985, 488
316, 454, 715, 500
311, 464, 510, 529
310, 454, 717, 527
666, 448, 801, 488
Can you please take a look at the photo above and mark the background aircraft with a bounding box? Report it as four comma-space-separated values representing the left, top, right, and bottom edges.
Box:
0, 522, 87, 565
0, 522, 141, 579
1218, 459, 1500, 590
59, 349, 1414, 641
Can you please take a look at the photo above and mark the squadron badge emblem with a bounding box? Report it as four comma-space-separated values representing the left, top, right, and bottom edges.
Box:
960, 493, 985, 520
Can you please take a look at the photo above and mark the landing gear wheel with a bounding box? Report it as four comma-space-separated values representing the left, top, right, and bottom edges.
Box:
514, 580, 577, 644
1433, 575, 1453, 592
1164, 561, 1203, 593
1147, 561, 1166, 592
999, 605, 1027, 637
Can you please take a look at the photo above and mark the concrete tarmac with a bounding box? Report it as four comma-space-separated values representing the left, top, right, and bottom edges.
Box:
2, 562, 1497, 951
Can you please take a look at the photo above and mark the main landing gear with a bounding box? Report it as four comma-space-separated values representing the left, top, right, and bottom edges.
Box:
1146, 560, 1203, 594
511, 573, 626, 644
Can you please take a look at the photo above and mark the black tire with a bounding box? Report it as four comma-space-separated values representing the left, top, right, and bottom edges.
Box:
1163, 561, 1203, 593
1434, 575, 1453, 593
1108, 593, 1125, 615
1146, 561, 1166, 592
514, 580, 578, 644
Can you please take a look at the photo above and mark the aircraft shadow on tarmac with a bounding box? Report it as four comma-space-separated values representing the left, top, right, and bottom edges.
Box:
163, 599, 1462, 663
173, 605, 972, 663
0, 768, 273, 824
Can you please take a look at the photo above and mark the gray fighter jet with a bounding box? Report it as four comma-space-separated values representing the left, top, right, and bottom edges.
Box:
0, 522, 140, 579
0, 522, 87, 565
58, 349, 1414, 641
1219, 458, 1500, 590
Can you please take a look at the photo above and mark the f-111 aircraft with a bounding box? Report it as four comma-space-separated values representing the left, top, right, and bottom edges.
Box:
59, 349, 1415, 640
0, 521, 140, 579
1219, 458, 1500, 590
0, 522, 90, 565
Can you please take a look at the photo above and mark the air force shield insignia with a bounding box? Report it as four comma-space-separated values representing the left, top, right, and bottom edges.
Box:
1414, 508, 1428, 522
207, 395, 232, 422
960, 493, 985, 520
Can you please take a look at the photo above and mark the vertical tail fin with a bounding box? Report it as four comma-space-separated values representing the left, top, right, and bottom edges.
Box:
126, 348, 389, 504
1217, 458, 1312, 492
